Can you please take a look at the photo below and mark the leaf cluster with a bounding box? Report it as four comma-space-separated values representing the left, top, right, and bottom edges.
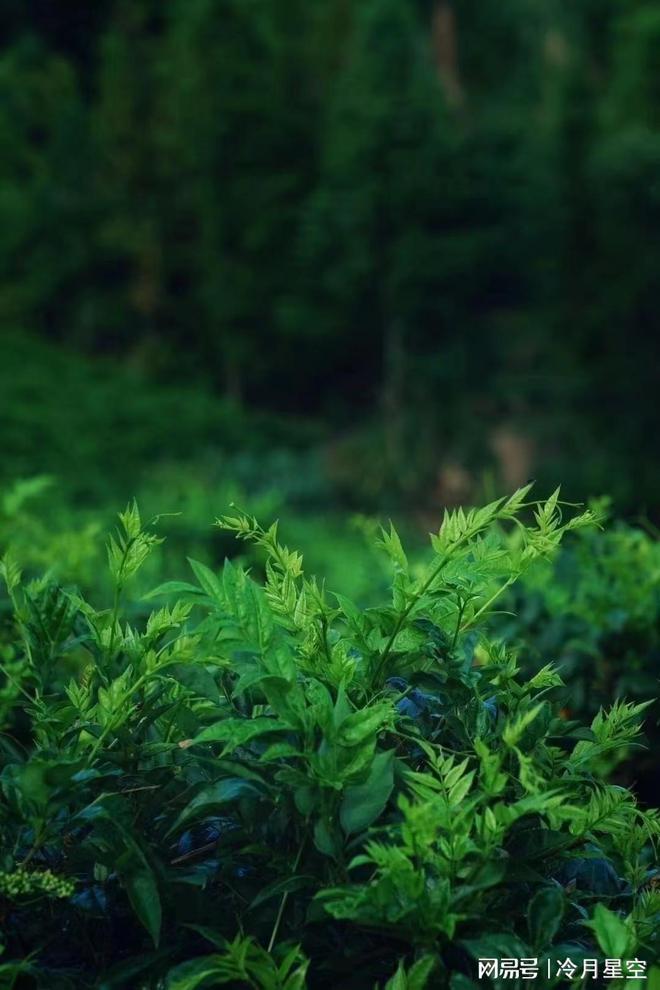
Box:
0, 488, 658, 988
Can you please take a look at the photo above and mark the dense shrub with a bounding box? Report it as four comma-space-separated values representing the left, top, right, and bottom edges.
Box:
0, 489, 658, 988
501, 509, 660, 801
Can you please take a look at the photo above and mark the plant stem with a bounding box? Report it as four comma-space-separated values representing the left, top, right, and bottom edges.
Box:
267, 833, 306, 953
451, 596, 467, 652
107, 582, 122, 664
460, 576, 516, 633
320, 615, 333, 666
0, 660, 35, 706
374, 548, 454, 682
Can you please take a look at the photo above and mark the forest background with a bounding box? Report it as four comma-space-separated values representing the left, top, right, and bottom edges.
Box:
1, 0, 660, 582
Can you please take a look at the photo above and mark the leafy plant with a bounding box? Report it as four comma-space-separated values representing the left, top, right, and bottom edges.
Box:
500, 503, 660, 798
0, 488, 657, 988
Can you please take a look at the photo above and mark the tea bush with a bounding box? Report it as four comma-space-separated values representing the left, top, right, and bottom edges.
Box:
500, 508, 660, 801
0, 489, 658, 988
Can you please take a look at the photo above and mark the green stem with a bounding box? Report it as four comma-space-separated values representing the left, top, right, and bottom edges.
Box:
320, 616, 333, 666
451, 597, 467, 652
373, 547, 456, 683
0, 660, 35, 706
107, 582, 122, 665
267, 833, 306, 953
460, 576, 516, 633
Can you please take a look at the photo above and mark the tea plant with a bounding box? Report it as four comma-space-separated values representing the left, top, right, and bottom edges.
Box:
500, 505, 660, 799
0, 489, 658, 989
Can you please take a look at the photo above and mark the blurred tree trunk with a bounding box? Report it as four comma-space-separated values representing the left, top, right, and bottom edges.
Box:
432, 2, 463, 108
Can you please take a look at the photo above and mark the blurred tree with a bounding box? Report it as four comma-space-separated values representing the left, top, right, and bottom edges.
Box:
0, 0, 659, 511
0, 0, 112, 76
586, 4, 660, 506
297, 0, 458, 479
0, 39, 95, 339
160, 0, 319, 400
92, 0, 169, 358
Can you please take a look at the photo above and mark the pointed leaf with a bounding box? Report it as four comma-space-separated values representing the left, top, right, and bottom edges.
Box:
340, 750, 395, 834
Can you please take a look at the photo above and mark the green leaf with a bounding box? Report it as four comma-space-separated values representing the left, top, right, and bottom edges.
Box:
183, 716, 291, 754
313, 818, 342, 859
340, 750, 394, 834
294, 785, 317, 816
163, 662, 219, 701
143, 581, 203, 600
232, 669, 287, 697
455, 860, 507, 897
337, 703, 393, 747
115, 844, 161, 947
384, 960, 409, 990
334, 593, 367, 632
169, 778, 266, 834
463, 934, 531, 962
377, 522, 409, 573
249, 874, 315, 910
188, 558, 223, 602
647, 967, 660, 990
402, 957, 437, 990
165, 956, 226, 990
260, 740, 302, 762
262, 644, 297, 683
448, 771, 475, 807
586, 903, 632, 958
503, 703, 545, 747
408, 959, 436, 990
527, 885, 564, 949
529, 664, 564, 690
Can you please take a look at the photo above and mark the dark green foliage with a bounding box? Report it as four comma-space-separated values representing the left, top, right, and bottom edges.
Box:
0, 40, 95, 338
1, 489, 658, 987
500, 506, 660, 802
0, 331, 317, 501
